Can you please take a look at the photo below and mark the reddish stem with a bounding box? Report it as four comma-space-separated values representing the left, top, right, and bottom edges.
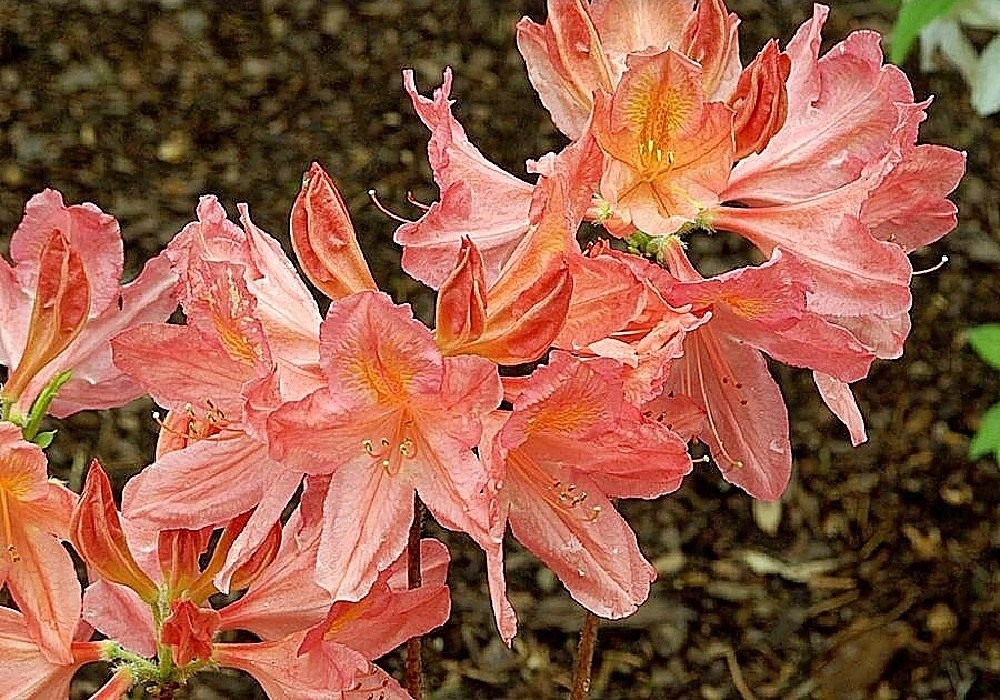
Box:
404, 493, 424, 699
569, 610, 600, 700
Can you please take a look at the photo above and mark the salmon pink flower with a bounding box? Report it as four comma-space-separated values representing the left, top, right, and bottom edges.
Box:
654, 241, 875, 499
396, 68, 535, 290
0, 607, 107, 700
482, 352, 691, 642
0, 421, 80, 663
0, 190, 177, 420
112, 196, 324, 585
216, 537, 449, 700
72, 461, 433, 698
268, 291, 502, 602
591, 48, 735, 235
517, 0, 741, 139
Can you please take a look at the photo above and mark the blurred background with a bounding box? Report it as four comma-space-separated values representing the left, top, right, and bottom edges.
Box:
0, 0, 997, 697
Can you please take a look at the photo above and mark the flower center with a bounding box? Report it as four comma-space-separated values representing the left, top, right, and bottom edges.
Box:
361, 418, 417, 476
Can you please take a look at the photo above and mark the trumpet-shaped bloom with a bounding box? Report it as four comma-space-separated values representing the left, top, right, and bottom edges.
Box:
112, 197, 323, 585
0, 607, 106, 700
712, 5, 964, 320
482, 352, 691, 642
268, 291, 501, 602
592, 49, 735, 235
396, 69, 534, 290
74, 462, 438, 699
518, 0, 741, 139
0, 190, 177, 418
0, 422, 80, 663
656, 242, 875, 500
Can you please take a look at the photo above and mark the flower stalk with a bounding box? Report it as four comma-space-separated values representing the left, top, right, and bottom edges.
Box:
405, 493, 425, 699
569, 610, 600, 700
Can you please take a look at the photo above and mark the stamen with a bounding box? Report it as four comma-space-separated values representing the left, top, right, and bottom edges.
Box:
368, 189, 414, 224
692, 339, 744, 470
406, 191, 431, 211
0, 490, 19, 564
399, 438, 416, 459
913, 255, 949, 276
155, 401, 238, 442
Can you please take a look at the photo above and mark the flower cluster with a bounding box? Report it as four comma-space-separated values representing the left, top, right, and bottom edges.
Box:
0, 1, 963, 697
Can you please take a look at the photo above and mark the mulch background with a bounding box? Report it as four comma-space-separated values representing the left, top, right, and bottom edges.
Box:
1, 1, 998, 698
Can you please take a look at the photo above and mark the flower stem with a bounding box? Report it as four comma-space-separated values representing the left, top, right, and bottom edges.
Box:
404, 493, 424, 699
569, 609, 600, 700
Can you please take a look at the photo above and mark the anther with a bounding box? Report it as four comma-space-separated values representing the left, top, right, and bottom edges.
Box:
399, 439, 416, 459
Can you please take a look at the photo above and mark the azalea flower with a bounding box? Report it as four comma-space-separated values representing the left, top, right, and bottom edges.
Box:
481, 351, 691, 642
0, 189, 177, 422
73, 462, 445, 699
0, 607, 114, 700
268, 290, 502, 601
112, 196, 325, 586
653, 240, 875, 499
0, 421, 80, 663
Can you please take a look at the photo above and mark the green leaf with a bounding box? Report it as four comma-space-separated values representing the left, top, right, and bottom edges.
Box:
889, 0, 962, 64
969, 324, 1000, 370
32, 430, 57, 449
970, 402, 1000, 461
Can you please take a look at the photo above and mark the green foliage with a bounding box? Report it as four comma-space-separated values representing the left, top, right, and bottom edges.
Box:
888, 0, 962, 64
969, 325, 1000, 369
33, 430, 57, 449
969, 324, 1000, 462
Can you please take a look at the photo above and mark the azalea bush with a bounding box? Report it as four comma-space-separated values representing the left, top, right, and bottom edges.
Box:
0, 1, 965, 699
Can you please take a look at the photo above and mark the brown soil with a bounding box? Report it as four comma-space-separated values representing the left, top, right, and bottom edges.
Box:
1, 1, 997, 698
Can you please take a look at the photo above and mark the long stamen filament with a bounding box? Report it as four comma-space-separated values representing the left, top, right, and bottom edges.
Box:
0, 489, 19, 563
